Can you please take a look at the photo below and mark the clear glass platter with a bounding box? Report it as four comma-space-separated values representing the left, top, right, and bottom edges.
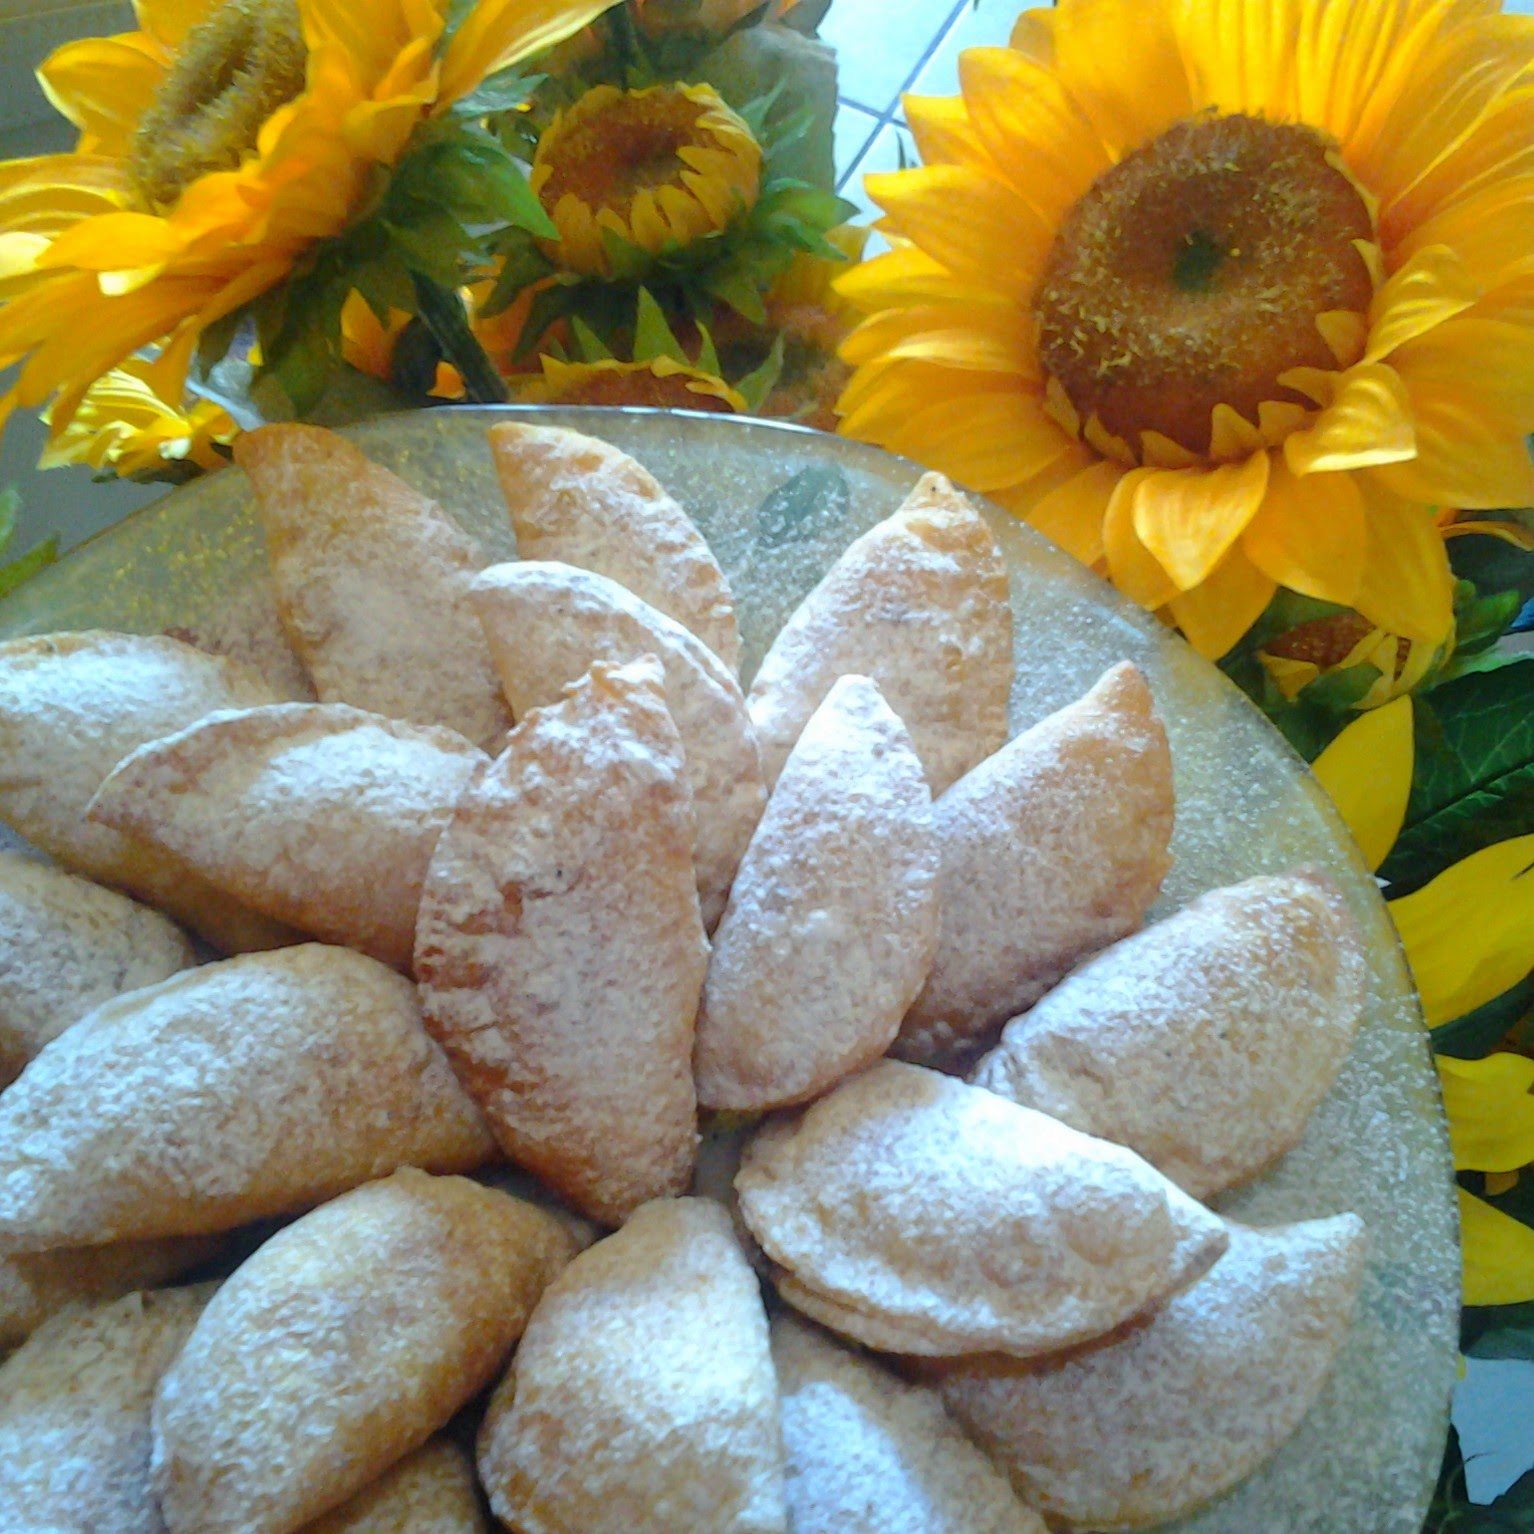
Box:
0, 405, 1458, 1533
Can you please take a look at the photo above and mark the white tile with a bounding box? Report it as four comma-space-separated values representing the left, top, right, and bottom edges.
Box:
820, 0, 962, 114
907, 0, 1020, 104
1453, 1358, 1534, 1504
833, 102, 880, 189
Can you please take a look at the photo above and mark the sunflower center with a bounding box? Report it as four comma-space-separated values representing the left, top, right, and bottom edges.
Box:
130, 0, 307, 211
1034, 113, 1375, 458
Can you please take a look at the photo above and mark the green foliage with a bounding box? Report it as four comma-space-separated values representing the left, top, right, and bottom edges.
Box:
0, 486, 56, 601
1434, 974, 1534, 1060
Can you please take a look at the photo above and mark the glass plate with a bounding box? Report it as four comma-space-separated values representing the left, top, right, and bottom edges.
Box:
0, 405, 1458, 1533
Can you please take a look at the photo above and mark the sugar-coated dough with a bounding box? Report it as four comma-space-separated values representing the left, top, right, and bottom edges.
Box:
0, 945, 495, 1251
695, 676, 938, 1112
478, 1197, 787, 1534
736, 1061, 1227, 1358
0, 851, 194, 1086
975, 869, 1367, 1199
0, 1234, 222, 1352
897, 661, 1173, 1070
152, 1170, 576, 1534
88, 703, 486, 972
415, 658, 707, 1226
488, 422, 741, 671
937, 1216, 1368, 1532
470, 560, 764, 929
235, 424, 511, 751
0, 1283, 214, 1534
304, 1440, 487, 1534
746, 473, 1011, 793
0, 630, 293, 952
771, 1314, 1046, 1534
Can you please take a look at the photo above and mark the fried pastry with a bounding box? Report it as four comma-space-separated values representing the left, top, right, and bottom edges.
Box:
0, 630, 294, 952
974, 870, 1367, 1199
736, 1061, 1228, 1358
896, 661, 1173, 1069
771, 1314, 1047, 1534
478, 1196, 787, 1534
152, 1169, 575, 1534
415, 657, 707, 1226
234, 424, 511, 751
0, 944, 495, 1251
746, 472, 1011, 792
0, 851, 194, 1086
87, 703, 486, 972
470, 560, 765, 929
305, 1439, 487, 1534
488, 421, 741, 670
0, 1283, 214, 1534
694, 676, 939, 1112
937, 1216, 1368, 1531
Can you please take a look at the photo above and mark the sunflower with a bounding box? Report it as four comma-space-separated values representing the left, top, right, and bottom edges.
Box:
511, 353, 745, 408
835, 0, 1534, 660
529, 81, 761, 277
0, 0, 621, 446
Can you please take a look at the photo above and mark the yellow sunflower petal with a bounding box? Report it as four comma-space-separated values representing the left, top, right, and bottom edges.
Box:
37, 211, 183, 274
1444, 518, 1534, 549
438, 0, 620, 108
1024, 458, 1122, 567
1460, 1188, 1534, 1307
1310, 694, 1414, 872
1104, 468, 1181, 611
1165, 543, 1277, 660
1282, 362, 1417, 475
132, 0, 212, 49
1397, 172, 1534, 294
833, 245, 989, 311
37, 36, 165, 156
839, 302, 1036, 376
1352, 490, 1456, 643
1364, 244, 1482, 364
1178, 0, 1305, 116
1129, 452, 1271, 592
904, 95, 988, 170
1389, 833, 1534, 1027
1241, 457, 1368, 609
1439, 1054, 1534, 1174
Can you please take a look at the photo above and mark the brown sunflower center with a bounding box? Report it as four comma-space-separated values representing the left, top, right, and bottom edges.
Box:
1033, 113, 1375, 458
130, 0, 307, 211
550, 368, 735, 411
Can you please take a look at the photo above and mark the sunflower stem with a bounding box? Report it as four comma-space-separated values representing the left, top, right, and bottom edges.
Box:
410, 273, 508, 404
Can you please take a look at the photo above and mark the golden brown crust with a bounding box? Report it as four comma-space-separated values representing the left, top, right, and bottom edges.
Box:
415, 658, 707, 1226
0, 945, 495, 1251
896, 661, 1173, 1070
488, 422, 741, 671
87, 703, 485, 972
477, 1197, 786, 1534
0, 631, 295, 952
694, 676, 939, 1112
235, 425, 511, 751
746, 473, 1012, 794
304, 1440, 488, 1534
151, 1170, 576, 1534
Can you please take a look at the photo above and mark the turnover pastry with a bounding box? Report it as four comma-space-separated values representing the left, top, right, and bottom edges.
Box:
0, 944, 494, 1250
478, 1196, 787, 1534
736, 1061, 1228, 1358
235, 424, 511, 751
488, 421, 742, 670
936, 1215, 1368, 1531
746, 472, 1012, 793
974, 869, 1368, 1198
415, 657, 707, 1225
305, 1440, 487, 1534
152, 1169, 575, 1534
88, 702, 486, 972
896, 661, 1173, 1070
470, 559, 765, 929
694, 675, 939, 1112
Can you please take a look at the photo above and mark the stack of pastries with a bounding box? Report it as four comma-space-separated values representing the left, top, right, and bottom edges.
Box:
0, 419, 1374, 1534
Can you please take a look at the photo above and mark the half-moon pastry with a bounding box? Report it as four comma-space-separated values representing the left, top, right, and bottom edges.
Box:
234, 424, 511, 751
477, 1196, 787, 1534
0, 851, 194, 1086
0, 630, 293, 952
936, 1216, 1368, 1531
152, 1169, 575, 1534
974, 870, 1367, 1199
305, 1439, 487, 1534
488, 421, 741, 671
694, 676, 939, 1112
745, 472, 1012, 793
896, 661, 1173, 1070
0, 944, 495, 1251
771, 1313, 1047, 1534
736, 1061, 1227, 1358
0, 1283, 215, 1534
415, 657, 707, 1225
87, 703, 486, 972
470, 560, 765, 929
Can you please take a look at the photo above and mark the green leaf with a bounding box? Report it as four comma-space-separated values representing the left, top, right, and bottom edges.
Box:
1451, 526, 1534, 608
569, 315, 613, 363
706, 266, 768, 324
1466, 1300, 1534, 1362
755, 464, 848, 548
1381, 659, 1534, 894
0, 535, 58, 600
410, 272, 508, 404
0, 485, 17, 550
446, 67, 539, 121
633, 287, 690, 366
1432, 972, 1534, 1059
735, 330, 784, 409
